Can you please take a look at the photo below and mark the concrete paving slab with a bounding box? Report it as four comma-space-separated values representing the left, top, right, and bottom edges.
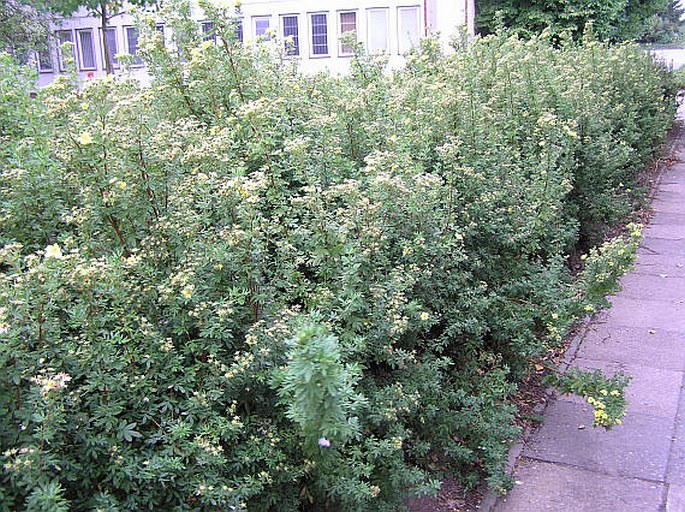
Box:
639, 236, 685, 256
617, 272, 685, 301
653, 189, 685, 204
522, 400, 672, 481
658, 181, 685, 195
665, 380, 685, 485
576, 324, 685, 371
666, 484, 685, 512
659, 173, 685, 187
667, 437, 685, 485
603, 297, 685, 331
635, 253, 685, 278
494, 459, 665, 512
659, 166, 685, 183
651, 198, 683, 213
650, 200, 685, 215
569, 358, 682, 419
649, 212, 685, 226
645, 223, 685, 240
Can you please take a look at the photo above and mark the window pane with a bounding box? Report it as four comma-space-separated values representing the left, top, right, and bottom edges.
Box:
398, 7, 420, 54
156, 24, 165, 47
202, 21, 215, 42
37, 40, 53, 72
234, 20, 243, 42
339, 11, 356, 54
311, 13, 328, 55
255, 17, 270, 37
340, 12, 356, 32
56, 30, 74, 71
282, 15, 299, 56
78, 29, 96, 69
103, 27, 119, 69
367, 9, 388, 52
126, 27, 142, 65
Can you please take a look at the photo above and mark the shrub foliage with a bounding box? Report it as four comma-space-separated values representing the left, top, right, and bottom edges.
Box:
0, 2, 677, 510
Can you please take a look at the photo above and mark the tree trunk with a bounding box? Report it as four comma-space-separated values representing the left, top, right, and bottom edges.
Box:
100, 0, 113, 75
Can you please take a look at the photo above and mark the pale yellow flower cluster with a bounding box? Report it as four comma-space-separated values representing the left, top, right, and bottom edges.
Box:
3, 447, 37, 473
32, 372, 72, 398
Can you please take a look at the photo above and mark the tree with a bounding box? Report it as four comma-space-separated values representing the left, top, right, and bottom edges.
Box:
638, 0, 685, 43
24, 0, 156, 75
476, 0, 684, 43
0, 0, 50, 64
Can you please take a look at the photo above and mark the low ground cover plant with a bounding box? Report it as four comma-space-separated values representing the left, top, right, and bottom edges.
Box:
0, 1, 677, 510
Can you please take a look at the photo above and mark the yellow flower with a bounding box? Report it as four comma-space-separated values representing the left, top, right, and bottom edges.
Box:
551, 312, 559, 320
76, 132, 94, 145
420, 312, 430, 321
44, 244, 63, 259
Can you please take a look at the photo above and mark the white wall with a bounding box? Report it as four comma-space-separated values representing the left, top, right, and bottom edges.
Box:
36, 0, 473, 87
36, 7, 148, 88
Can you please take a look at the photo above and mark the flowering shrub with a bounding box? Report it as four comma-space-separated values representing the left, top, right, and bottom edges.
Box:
0, 1, 677, 509
552, 369, 632, 429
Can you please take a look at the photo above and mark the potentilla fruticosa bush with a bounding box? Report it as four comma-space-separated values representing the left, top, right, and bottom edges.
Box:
0, 1, 677, 509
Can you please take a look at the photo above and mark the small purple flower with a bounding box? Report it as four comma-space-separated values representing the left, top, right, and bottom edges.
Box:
318, 437, 331, 448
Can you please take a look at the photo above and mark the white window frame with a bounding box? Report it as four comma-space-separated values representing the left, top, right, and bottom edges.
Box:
253, 15, 271, 38
55, 29, 75, 72
124, 26, 143, 67
338, 10, 357, 57
280, 14, 300, 56
100, 26, 120, 70
309, 12, 329, 58
366, 8, 389, 54
76, 28, 97, 71
397, 5, 421, 55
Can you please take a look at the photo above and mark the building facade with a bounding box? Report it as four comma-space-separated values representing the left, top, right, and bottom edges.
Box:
35, 0, 475, 87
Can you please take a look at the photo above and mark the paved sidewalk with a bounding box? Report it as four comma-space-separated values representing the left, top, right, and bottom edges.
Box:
492, 113, 685, 511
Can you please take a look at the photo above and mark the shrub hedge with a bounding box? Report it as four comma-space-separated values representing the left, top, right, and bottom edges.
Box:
0, 2, 677, 510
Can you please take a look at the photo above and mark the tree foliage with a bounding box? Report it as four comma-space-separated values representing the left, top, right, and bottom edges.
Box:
640, 0, 685, 43
477, 0, 685, 43
0, 0, 50, 63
